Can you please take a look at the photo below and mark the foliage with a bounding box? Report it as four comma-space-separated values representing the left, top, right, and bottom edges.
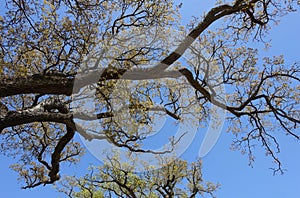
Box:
0, 0, 299, 196
58, 156, 219, 198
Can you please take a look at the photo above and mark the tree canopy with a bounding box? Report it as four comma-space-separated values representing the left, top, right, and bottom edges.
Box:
0, 0, 299, 197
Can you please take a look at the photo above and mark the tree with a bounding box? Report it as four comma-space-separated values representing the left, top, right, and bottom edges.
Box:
0, 0, 299, 196
57, 157, 219, 198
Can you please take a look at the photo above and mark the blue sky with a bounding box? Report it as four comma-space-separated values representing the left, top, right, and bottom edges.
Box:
1, 1, 300, 197
184, 1, 300, 197
184, 2, 300, 197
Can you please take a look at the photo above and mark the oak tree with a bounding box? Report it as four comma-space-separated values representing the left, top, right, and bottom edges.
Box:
0, 0, 299, 197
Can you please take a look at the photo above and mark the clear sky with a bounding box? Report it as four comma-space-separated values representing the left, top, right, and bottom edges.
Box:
1, 1, 300, 197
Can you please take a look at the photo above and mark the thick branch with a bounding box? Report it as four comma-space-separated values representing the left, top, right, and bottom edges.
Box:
0, 69, 181, 98
0, 111, 74, 132
0, 75, 74, 97
154, 1, 251, 71
48, 126, 75, 183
